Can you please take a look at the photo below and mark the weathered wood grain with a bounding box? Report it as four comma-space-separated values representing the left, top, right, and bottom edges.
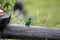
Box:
2, 24, 60, 39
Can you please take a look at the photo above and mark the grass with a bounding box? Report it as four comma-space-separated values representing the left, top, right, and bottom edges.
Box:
4, 0, 60, 28
21, 0, 60, 28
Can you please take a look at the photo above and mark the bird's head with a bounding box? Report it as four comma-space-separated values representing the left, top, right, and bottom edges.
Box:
29, 18, 31, 20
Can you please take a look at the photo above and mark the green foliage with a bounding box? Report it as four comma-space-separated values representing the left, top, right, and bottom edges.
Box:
22, 0, 60, 28
0, 0, 4, 3
1, 0, 60, 28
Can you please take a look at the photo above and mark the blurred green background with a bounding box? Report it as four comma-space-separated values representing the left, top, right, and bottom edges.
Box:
2, 0, 60, 28
22, 0, 60, 28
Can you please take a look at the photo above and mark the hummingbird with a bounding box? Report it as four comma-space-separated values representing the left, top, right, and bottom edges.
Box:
25, 18, 31, 26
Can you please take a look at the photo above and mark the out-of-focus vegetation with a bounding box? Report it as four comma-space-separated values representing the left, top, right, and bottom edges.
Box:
1, 0, 60, 28
22, 0, 60, 28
